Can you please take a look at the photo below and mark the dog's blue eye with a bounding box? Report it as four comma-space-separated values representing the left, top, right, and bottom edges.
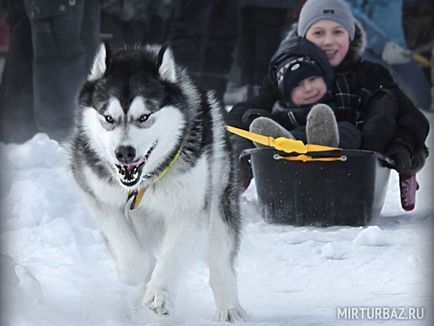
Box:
104, 115, 115, 124
138, 113, 150, 123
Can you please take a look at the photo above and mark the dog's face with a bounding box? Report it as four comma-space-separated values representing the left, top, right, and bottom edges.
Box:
79, 44, 187, 188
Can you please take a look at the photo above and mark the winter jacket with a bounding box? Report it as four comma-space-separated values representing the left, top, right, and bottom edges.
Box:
227, 21, 429, 168
334, 21, 429, 159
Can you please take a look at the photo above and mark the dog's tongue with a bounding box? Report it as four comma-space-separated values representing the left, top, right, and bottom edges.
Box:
125, 155, 147, 171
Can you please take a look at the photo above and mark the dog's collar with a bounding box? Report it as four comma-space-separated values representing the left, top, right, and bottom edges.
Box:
127, 146, 183, 210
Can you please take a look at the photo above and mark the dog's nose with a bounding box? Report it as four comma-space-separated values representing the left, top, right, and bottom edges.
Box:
115, 145, 136, 164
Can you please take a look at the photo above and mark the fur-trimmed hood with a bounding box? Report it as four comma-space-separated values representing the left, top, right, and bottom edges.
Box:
284, 20, 367, 72
337, 20, 366, 71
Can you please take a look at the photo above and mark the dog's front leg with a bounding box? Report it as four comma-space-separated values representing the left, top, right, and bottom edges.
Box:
143, 218, 201, 315
85, 196, 152, 286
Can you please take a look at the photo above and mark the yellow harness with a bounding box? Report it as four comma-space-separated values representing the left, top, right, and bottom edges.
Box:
127, 146, 183, 210
226, 125, 346, 162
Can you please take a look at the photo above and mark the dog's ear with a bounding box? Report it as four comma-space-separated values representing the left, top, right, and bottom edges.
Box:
88, 41, 111, 81
157, 44, 177, 83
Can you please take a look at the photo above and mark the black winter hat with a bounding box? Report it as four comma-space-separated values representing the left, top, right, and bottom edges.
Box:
270, 37, 334, 103
279, 56, 324, 97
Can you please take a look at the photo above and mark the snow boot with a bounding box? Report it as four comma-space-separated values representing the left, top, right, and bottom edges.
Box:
399, 173, 419, 211
306, 104, 339, 147
249, 117, 294, 148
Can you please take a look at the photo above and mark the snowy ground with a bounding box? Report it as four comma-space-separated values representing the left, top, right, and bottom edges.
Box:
1, 113, 433, 326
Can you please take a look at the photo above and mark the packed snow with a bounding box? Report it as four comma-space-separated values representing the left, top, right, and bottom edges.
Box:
1, 113, 433, 325
352, 226, 386, 247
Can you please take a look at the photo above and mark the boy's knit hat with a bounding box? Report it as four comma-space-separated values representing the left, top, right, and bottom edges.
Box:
271, 37, 334, 103
297, 0, 355, 40
278, 57, 324, 97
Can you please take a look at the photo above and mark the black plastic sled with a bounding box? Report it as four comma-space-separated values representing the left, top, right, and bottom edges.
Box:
244, 148, 391, 226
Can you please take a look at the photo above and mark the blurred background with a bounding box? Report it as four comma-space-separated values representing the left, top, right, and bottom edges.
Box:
0, 0, 432, 144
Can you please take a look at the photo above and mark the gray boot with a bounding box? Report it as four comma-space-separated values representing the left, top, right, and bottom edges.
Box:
249, 117, 294, 148
306, 104, 339, 147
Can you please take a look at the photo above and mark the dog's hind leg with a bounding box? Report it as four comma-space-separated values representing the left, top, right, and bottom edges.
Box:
85, 196, 153, 286
207, 204, 246, 322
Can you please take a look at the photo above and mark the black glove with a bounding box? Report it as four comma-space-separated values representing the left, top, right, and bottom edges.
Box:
386, 144, 412, 173
241, 109, 271, 127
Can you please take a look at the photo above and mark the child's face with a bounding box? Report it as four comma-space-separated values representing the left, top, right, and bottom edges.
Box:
290, 76, 327, 106
305, 20, 350, 67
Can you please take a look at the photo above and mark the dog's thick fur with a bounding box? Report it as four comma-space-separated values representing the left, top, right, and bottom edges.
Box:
68, 43, 245, 321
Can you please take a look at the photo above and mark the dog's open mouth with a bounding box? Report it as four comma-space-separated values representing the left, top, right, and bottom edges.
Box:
115, 142, 157, 187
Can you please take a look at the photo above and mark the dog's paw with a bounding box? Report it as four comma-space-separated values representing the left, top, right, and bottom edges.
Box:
143, 286, 171, 315
214, 305, 246, 322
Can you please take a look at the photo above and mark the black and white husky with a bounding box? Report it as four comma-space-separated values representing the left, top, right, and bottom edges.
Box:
68, 43, 245, 322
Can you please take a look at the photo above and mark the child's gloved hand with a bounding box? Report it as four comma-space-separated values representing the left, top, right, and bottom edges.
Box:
386, 144, 412, 173
241, 109, 271, 127
381, 41, 411, 65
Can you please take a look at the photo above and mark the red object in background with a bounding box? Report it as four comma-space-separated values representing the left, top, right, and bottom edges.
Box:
0, 22, 10, 52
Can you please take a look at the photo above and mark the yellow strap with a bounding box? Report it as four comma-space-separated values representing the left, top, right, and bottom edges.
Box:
128, 146, 183, 210
413, 53, 434, 67
273, 154, 347, 162
226, 125, 341, 153
128, 188, 146, 210
154, 146, 183, 183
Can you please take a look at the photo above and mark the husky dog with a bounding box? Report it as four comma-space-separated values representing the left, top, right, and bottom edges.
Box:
69, 43, 245, 322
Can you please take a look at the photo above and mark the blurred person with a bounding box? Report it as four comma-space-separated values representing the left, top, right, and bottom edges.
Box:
167, 0, 239, 102
346, 0, 432, 110
0, 1, 8, 53
234, 0, 305, 101
0, 0, 9, 83
403, 0, 434, 90
0, 0, 100, 143
100, 0, 172, 48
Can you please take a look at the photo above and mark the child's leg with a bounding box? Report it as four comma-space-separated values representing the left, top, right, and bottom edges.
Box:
306, 104, 339, 147
249, 117, 294, 148
336, 121, 362, 149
